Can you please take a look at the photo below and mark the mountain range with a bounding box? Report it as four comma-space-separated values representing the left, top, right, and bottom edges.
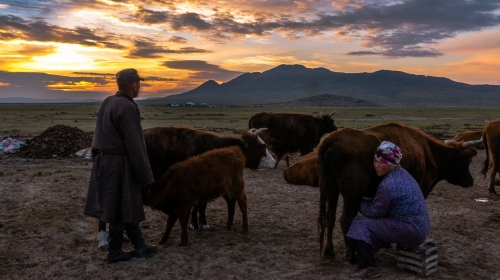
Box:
139, 64, 500, 107
2, 64, 499, 106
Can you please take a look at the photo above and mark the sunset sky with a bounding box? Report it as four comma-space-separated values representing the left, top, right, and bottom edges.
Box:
1, 0, 500, 100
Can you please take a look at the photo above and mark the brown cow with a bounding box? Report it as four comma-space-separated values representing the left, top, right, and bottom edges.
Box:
317, 122, 482, 262
145, 146, 248, 246
481, 120, 500, 195
445, 130, 484, 149
248, 111, 337, 168
143, 126, 271, 230
95, 126, 271, 247
282, 151, 319, 187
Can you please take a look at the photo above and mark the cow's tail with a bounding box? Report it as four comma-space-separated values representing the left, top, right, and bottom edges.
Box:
481, 130, 489, 176
317, 152, 327, 257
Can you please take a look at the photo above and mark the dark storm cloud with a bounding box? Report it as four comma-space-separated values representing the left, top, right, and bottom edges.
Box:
73, 72, 115, 76
142, 76, 178, 82
0, 15, 125, 49
168, 36, 187, 44
281, 0, 500, 57
135, 6, 170, 24
171, 13, 212, 31
346, 51, 381, 56
71, 72, 177, 81
127, 39, 211, 58
134, 0, 500, 57
0, 71, 109, 99
161, 60, 242, 81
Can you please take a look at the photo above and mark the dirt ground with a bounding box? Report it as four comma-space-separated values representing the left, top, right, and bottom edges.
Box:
1, 145, 500, 279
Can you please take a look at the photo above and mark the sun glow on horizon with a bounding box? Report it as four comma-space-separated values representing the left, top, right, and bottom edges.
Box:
29, 47, 95, 71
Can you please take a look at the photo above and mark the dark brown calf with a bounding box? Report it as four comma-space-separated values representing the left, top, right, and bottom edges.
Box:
146, 146, 249, 246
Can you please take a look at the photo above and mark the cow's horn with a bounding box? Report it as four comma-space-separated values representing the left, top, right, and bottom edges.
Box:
248, 128, 257, 133
329, 111, 337, 117
444, 136, 462, 144
253, 127, 267, 137
320, 109, 325, 116
461, 137, 483, 149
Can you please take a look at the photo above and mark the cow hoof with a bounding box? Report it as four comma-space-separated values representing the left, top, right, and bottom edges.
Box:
201, 224, 210, 230
489, 191, 497, 197
323, 248, 335, 257
189, 224, 198, 230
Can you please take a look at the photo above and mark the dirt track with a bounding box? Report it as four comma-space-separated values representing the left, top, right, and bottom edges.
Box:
1, 149, 499, 279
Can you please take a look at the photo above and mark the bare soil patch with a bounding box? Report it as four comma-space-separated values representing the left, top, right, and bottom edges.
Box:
1, 148, 499, 279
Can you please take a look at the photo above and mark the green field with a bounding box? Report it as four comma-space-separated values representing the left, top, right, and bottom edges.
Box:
1, 104, 498, 138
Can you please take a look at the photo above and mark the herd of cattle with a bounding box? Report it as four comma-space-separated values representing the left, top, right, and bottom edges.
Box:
94, 112, 500, 260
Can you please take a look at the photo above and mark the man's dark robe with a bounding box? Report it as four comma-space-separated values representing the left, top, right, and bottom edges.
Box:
84, 91, 154, 224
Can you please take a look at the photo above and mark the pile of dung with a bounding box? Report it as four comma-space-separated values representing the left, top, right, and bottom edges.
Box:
18, 125, 93, 159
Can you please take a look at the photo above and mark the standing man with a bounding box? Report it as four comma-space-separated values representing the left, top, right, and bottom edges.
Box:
84, 68, 158, 264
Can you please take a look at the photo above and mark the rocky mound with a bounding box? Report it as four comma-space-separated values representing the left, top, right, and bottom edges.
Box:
18, 125, 92, 159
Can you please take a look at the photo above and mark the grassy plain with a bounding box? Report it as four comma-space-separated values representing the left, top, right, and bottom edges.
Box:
0, 104, 498, 139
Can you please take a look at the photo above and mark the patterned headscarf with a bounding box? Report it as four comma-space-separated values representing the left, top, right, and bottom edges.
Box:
374, 141, 402, 167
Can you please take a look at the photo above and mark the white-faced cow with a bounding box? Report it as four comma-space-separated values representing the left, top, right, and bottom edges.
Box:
248, 111, 337, 168
317, 122, 482, 262
445, 130, 484, 149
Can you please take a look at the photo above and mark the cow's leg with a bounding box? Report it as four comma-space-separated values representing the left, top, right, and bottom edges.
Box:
285, 155, 290, 167
236, 191, 249, 233
97, 219, 108, 249
323, 189, 340, 257
273, 152, 285, 169
159, 212, 177, 245
340, 195, 363, 264
178, 204, 192, 246
190, 205, 199, 230
198, 201, 209, 229
488, 160, 498, 195
223, 194, 237, 230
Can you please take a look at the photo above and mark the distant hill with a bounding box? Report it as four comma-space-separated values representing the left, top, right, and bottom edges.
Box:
139, 64, 500, 106
261, 93, 378, 107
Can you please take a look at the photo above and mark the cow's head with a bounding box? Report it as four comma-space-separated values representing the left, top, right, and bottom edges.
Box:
319, 111, 338, 133
242, 128, 276, 169
443, 139, 481, 187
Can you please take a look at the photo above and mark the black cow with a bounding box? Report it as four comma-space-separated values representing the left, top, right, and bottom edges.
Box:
248, 111, 337, 168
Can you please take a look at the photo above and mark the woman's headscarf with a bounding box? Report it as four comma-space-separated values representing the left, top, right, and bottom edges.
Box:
374, 141, 402, 167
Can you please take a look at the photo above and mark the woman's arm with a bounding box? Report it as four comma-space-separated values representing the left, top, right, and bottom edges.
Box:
360, 182, 392, 218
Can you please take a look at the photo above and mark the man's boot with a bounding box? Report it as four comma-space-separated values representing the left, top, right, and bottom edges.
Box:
106, 223, 133, 264
126, 223, 158, 258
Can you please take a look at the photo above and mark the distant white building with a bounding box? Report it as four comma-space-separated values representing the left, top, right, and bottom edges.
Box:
199, 102, 209, 107
168, 103, 179, 107
184, 102, 195, 107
